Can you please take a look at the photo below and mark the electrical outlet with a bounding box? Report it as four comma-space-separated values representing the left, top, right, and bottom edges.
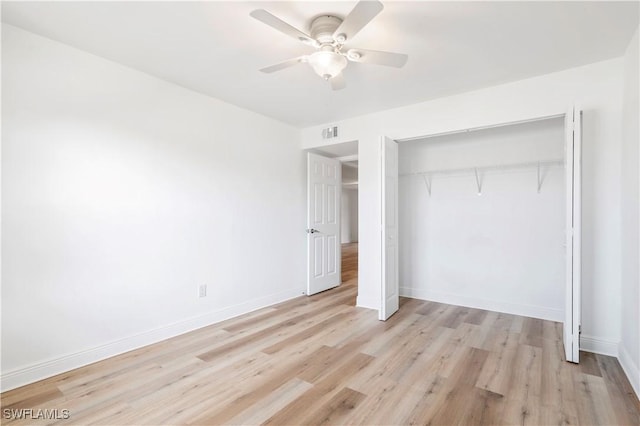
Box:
198, 284, 207, 298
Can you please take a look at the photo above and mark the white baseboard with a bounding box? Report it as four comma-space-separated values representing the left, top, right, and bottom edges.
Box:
580, 335, 619, 357
618, 343, 640, 400
0, 288, 303, 392
399, 287, 563, 322
356, 295, 378, 311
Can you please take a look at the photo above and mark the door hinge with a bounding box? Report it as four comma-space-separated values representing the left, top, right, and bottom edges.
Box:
578, 325, 582, 334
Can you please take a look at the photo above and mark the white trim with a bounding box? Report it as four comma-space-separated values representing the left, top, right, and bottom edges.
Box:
399, 287, 563, 322
356, 295, 377, 311
0, 288, 302, 392
618, 343, 640, 400
579, 335, 619, 357
336, 154, 358, 163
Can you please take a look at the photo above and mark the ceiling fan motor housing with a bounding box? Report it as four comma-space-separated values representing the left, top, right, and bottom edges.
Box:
310, 15, 343, 44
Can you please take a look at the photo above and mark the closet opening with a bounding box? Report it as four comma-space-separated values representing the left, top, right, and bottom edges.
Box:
393, 111, 581, 361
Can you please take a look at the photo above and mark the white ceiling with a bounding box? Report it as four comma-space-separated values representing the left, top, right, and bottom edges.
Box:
2, 1, 638, 128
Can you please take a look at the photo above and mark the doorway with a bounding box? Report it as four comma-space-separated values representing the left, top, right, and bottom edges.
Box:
341, 160, 358, 285
307, 140, 359, 296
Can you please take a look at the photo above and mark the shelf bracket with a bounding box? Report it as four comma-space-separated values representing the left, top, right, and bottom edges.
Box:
421, 174, 432, 196
537, 161, 549, 193
474, 168, 483, 196
537, 162, 541, 193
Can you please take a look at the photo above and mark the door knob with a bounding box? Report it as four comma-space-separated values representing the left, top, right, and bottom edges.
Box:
306, 229, 320, 234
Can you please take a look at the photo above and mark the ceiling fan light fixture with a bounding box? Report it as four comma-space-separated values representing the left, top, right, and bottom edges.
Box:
308, 50, 348, 80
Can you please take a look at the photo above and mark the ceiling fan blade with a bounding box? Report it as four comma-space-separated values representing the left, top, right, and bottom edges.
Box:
330, 73, 346, 90
333, 0, 384, 43
259, 57, 306, 73
346, 48, 408, 68
250, 9, 316, 46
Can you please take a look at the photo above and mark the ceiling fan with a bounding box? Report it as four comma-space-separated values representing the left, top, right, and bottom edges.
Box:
250, 0, 408, 90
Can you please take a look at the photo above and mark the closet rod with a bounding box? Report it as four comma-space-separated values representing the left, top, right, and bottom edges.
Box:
399, 159, 564, 177
397, 113, 566, 143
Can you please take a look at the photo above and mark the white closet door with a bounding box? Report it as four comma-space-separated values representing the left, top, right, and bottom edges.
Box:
380, 136, 399, 320
564, 106, 582, 363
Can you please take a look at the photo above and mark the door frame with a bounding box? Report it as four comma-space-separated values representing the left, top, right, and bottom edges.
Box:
305, 142, 360, 296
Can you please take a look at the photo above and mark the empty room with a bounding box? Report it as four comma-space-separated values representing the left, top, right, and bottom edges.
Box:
1, 1, 639, 425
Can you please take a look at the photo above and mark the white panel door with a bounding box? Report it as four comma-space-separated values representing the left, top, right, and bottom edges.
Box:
564, 106, 582, 363
307, 153, 341, 296
380, 137, 399, 320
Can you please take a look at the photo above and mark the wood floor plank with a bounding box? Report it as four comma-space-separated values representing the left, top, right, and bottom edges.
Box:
462, 388, 505, 425
134, 354, 280, 424
438, 304, 470, 329
302, 386, 366, 425
66, 401, 131, 426
312, 307, 378, 348
539, 336, 580, 424
346, 316, 439, 392
520, 317, 544, 348
348, 379, 438, 426
486, 311, 516, 331
574, 372, 619, 425
261, 352, 373, 425
415, 300, 446, 317
580, 350, 603, 377
414, 347, 491, 425
186, 345, 342, 425
340, 242, 358, 283
400, 375, 448, 425
226, 378, 313, 425
1, 386, 64, 411
197, 303, 350, 362
476, 347, 519, 396
359, 313, 427, 357
261, 311, 352, 355
498, 344, 544, 425
595, 353, 640, 425
510, 315, 525, 333
464, 307, 489, 325
388, 327, 455, 392
221, 308, 282, 333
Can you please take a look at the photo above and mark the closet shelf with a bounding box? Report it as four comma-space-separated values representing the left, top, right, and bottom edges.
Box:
399, 159, 564, 178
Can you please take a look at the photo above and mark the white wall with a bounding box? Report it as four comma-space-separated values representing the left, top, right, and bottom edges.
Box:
619, 27, 639, 398
301, 58, 624, 356
1, 25, 306, 391
341, 188, 358, 244
399, 118, 565, 321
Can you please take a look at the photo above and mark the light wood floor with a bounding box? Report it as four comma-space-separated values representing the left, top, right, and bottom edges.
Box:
341, 242, 358, 284
2, 243, 639, 425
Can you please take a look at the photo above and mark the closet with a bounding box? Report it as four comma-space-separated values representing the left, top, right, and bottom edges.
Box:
398, 117, 567, 322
